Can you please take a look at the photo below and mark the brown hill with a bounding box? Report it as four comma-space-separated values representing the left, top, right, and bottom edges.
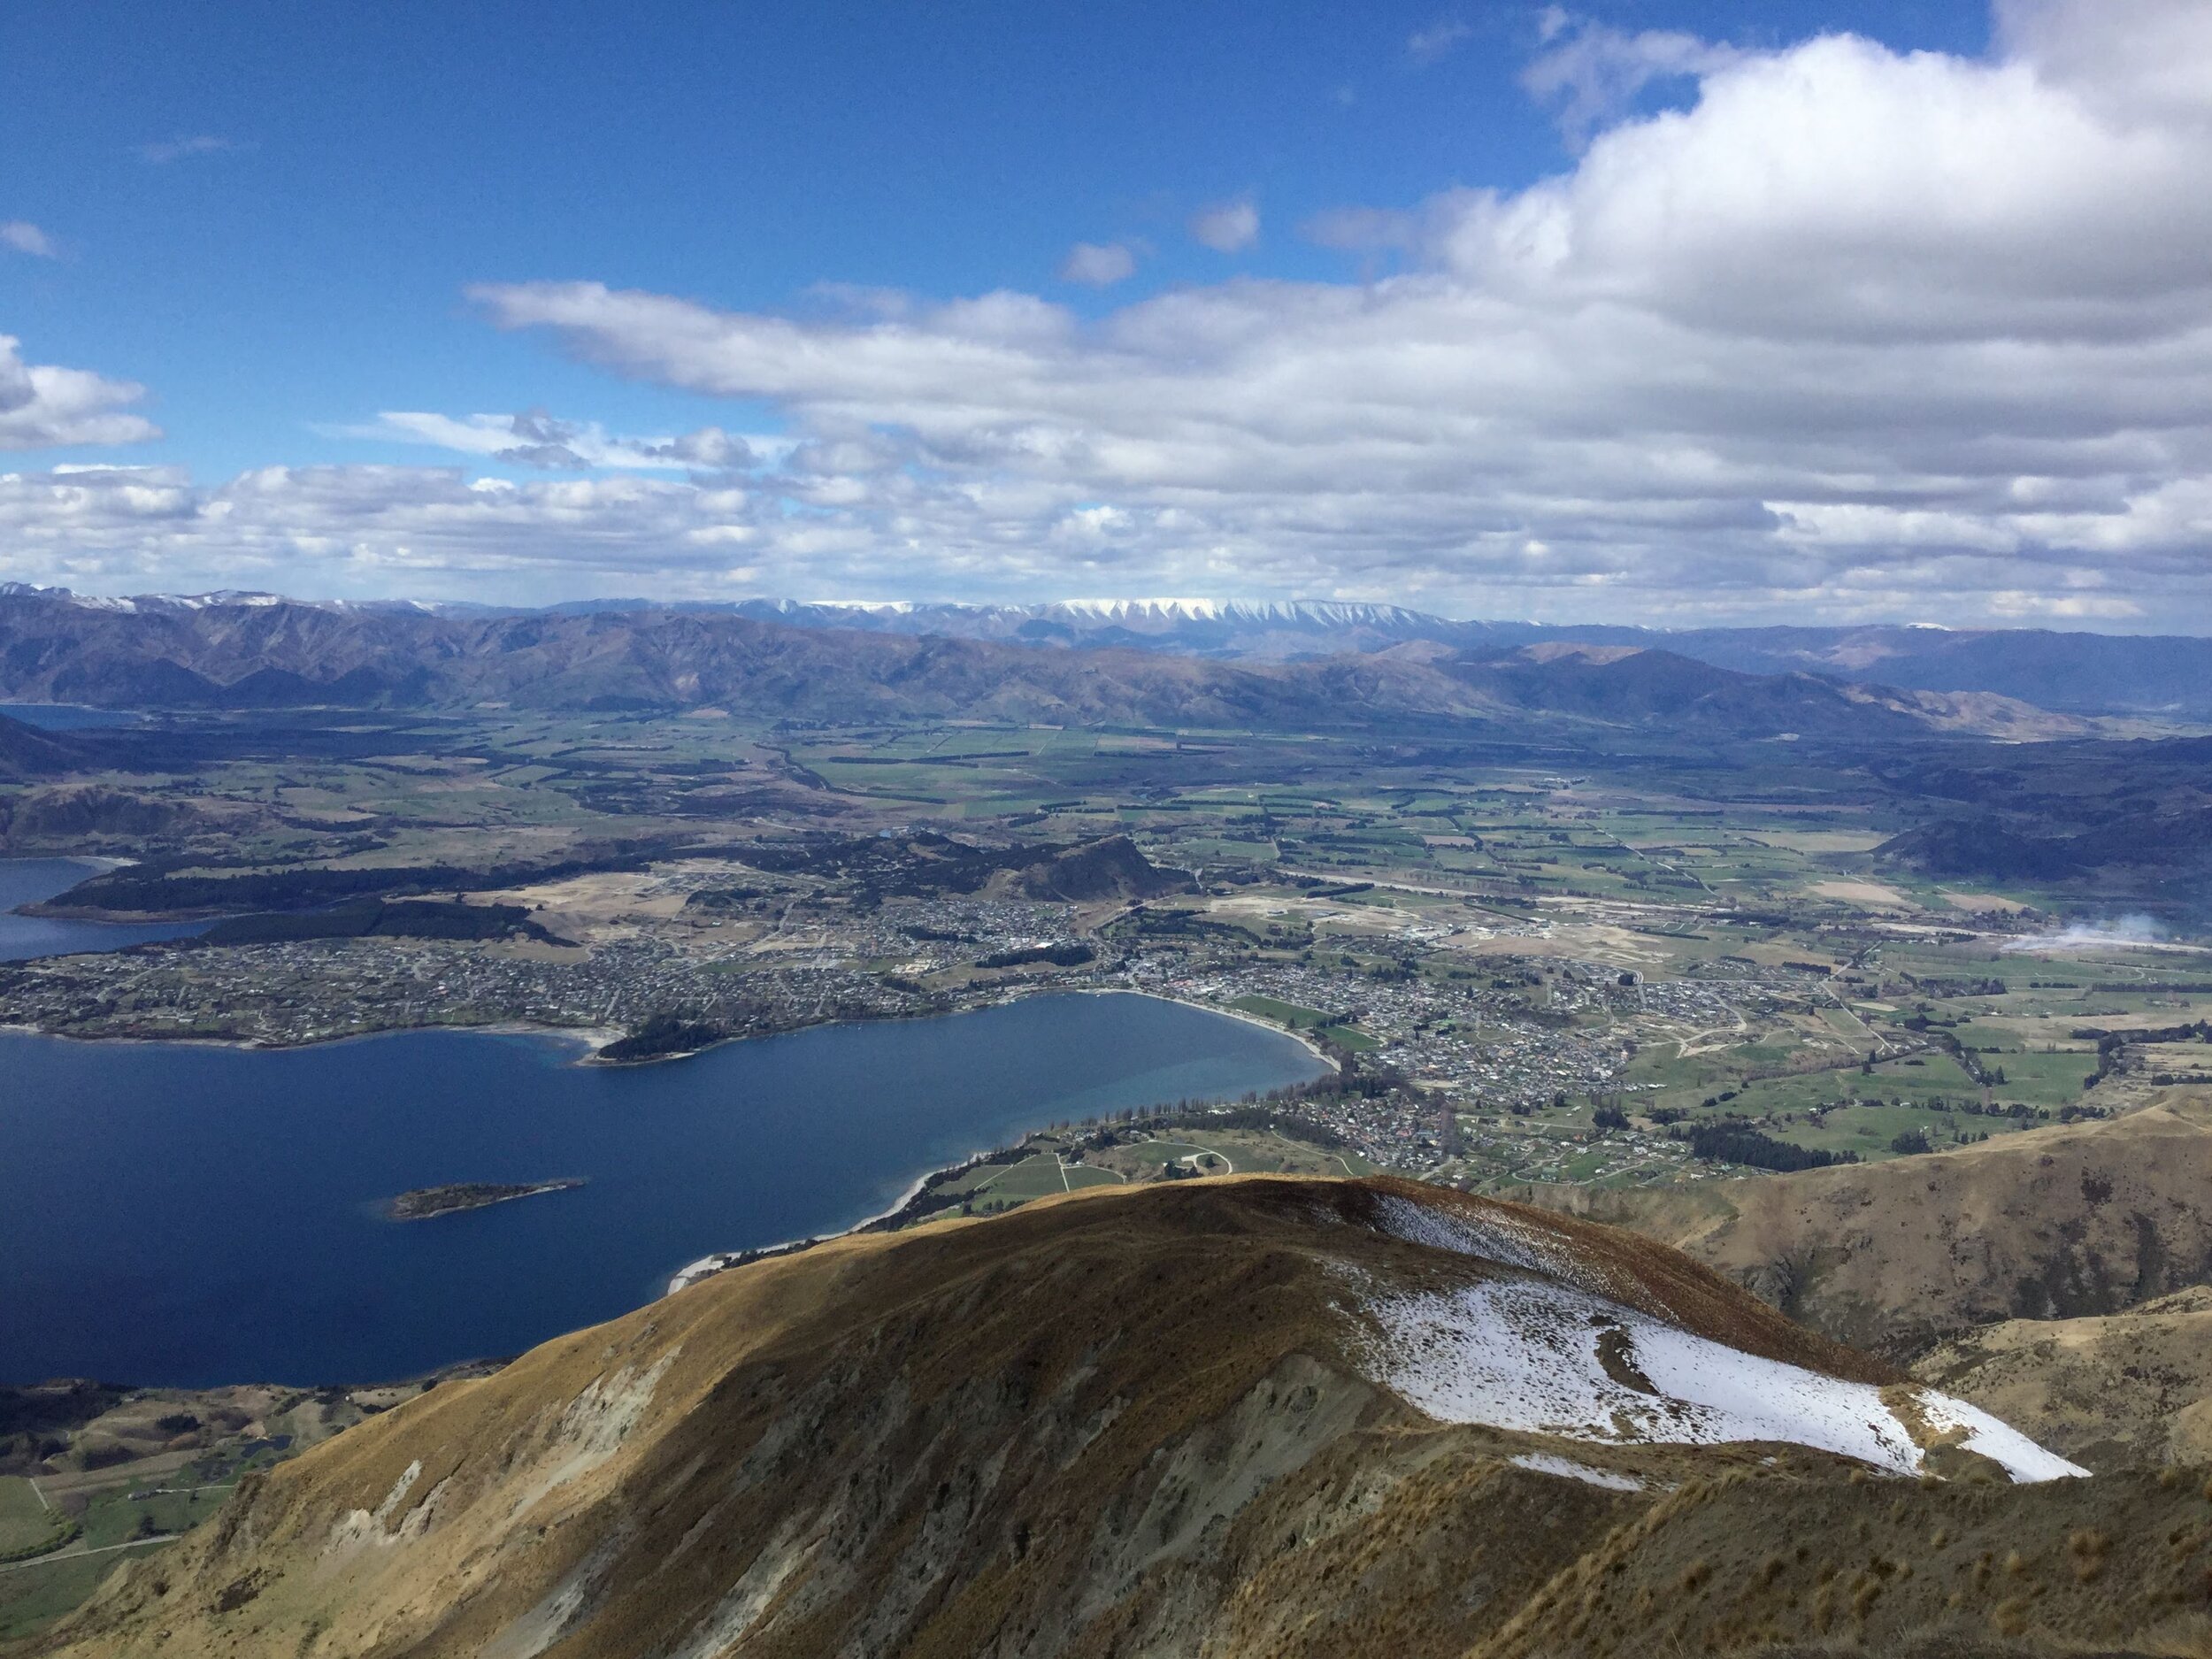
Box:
1008, 833, 1193, 901
1913, 1285, 2212, 1472
1528, 1090, 2212, 1366
35, 1176, 2199, 1659
0, 711, 79, 780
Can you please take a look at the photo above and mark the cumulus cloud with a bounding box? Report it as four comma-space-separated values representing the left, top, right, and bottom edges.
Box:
1188, 197, 1259, 252
0, 337, 160, 449
137, 134, 239, 164
1058, 241, 1139, 286
1, 221, 57, 258
395, 0, 2212, 623
0, 460, 1048, 600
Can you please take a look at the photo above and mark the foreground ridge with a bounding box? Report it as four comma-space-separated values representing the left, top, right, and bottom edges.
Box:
33, 1178, 2201, 1659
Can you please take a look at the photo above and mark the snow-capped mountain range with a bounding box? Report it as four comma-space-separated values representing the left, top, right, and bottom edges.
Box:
4, 583, 2209, 714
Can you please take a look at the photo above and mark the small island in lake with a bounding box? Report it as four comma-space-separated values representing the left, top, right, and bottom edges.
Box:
386, 1179, 585, 1221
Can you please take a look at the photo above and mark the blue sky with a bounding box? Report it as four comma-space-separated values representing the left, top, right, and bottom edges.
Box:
8, 1, 2211, 628
5, 0, 1986, 478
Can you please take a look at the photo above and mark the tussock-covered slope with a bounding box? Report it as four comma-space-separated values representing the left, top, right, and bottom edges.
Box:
36, 1178, 2197, 1659
1538, 1090, 2212, 1365
1914, 1285, 2212, 1471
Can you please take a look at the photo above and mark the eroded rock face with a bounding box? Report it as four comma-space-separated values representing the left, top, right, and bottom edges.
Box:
30, 1178, 2174, 1659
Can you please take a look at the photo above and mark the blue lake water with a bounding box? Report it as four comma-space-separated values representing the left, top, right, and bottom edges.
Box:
0, 994, 1325, 1387
0, 858, 211, 961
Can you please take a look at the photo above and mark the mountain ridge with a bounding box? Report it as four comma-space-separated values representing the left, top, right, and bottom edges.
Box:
32, 1176, 2172, 1659
0, 588, 2091, 740
8, 582, 2206, 716
0, 711, 80, 781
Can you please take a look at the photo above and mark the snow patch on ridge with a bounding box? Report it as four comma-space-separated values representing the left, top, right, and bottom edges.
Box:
1370, 1193, 1601, 1293
1360, 1278, 2085, 1484
1912, 1390, 2087, 1486
1509, 1452, 1644, 1491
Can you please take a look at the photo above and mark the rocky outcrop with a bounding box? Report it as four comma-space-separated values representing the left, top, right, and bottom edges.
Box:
0, 784, 260, 851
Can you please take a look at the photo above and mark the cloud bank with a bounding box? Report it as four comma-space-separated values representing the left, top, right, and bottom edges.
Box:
8, 0, 2212, 617
354, 410, 756, 473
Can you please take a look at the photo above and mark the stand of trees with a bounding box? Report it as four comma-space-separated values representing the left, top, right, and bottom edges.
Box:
1685, 1121, 1858, 1172
200, 899, 557, 946
599, 1014, 728, 1063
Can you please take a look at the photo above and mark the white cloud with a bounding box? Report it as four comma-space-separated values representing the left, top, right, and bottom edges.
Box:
13, 0, 2212, 626
1520, 15, 1743, 146
351, 409, 757, 472
1993, 0, 2212, 119
0, 462, 972, 599
137, 134, 239, 165
1058, 241, 1139, 286
0, 337, 160, 449
1407, 19, 1472, 65
1, 222, 57, 258
445, 0, 2212, 625
1188, 197, 1260, 253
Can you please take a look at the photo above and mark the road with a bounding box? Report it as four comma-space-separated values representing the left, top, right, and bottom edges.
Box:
0, 1534, 177, 1577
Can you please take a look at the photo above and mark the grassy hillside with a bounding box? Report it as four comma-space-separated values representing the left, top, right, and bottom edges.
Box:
1528, 1088, 2212, 1364
23, 1177, 2206, 1659
1914, 1286, 2212, 1472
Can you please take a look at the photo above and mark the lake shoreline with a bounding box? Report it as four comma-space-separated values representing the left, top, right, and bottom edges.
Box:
664, 1161, 949, 1295
0, 982, 1338, 1075
659, 989, 1339, 1296
2, 993, 1329, 1388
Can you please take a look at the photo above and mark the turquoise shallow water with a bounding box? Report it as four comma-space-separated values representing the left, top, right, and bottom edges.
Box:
0, 993, 1324, 1386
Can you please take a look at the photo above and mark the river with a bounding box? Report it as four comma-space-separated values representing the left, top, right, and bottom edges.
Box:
0, 993, 1325, 1386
